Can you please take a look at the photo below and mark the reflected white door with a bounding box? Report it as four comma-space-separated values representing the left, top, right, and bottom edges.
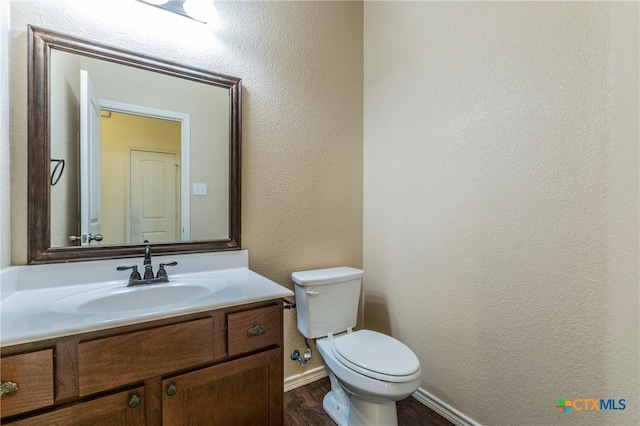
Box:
79, 70, 102, 246
129, 150, 178, 243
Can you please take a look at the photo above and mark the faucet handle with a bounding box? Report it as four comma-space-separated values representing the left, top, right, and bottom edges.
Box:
117, 265, 141, 281
156, 261, 178, 279
117, 265, 136, 272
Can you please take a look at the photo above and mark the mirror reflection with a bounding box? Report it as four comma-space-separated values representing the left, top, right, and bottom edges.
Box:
50, 50, 230, 247
28, 26, 241, 264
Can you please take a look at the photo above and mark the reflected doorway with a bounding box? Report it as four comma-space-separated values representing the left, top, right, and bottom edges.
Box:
100, 106, 190, 244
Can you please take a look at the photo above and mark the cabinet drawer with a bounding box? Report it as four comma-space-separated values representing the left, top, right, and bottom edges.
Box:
78, 318, 214, 396
5, 386, 145, 426
227, 304, 281, 357
1, 349, 54, 418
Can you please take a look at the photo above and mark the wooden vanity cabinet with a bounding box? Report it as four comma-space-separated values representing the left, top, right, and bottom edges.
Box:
0, 299, 284, 425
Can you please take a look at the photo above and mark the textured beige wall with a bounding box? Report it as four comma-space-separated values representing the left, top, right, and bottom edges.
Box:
364, 2, 638, 425
231, 0, 363, 378
7, 0, 362, 379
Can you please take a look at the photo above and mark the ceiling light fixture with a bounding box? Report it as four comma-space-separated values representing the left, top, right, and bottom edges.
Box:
137, 0, 218, 24
140, 0, 168, 5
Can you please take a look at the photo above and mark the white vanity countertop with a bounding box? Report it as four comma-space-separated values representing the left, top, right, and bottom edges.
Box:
0, 250, 293, 347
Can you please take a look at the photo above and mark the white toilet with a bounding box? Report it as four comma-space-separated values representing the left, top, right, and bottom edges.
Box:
292, 267, 422, 426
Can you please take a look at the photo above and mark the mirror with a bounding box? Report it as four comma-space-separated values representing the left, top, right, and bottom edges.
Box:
28, 26, 241, 264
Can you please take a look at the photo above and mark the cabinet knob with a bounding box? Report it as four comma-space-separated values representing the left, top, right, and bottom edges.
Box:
128, 394, 141, 408
0, 381, 19, 397
247, 324, 266, 337
167, 384, 178, 396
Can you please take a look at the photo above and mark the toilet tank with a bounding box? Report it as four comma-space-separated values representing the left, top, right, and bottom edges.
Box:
292, 267, 364, 339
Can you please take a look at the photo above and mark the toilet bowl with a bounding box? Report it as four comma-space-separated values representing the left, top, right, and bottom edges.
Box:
316, 330, 422, 426
292, 267, 422, 426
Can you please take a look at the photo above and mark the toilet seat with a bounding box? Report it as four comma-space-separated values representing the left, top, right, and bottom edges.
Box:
331, 330, 421, 383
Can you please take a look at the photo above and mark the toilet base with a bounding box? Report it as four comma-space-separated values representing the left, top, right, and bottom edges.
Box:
348, 397, 398, 426
322, 370, 399, 426
322, 391, 400, 426
323, 389, 349, 426
323, 370, 350, 425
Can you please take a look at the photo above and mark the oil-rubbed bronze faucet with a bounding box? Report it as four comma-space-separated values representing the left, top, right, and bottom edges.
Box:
117, 245, 177, 287
143, 245, 154, 280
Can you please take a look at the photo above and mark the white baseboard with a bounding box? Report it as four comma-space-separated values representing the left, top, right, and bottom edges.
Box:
284, 366, 328, 392
412, 387, 481, 426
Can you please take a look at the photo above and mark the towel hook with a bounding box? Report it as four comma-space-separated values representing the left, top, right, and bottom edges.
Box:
50, 158, 65, 186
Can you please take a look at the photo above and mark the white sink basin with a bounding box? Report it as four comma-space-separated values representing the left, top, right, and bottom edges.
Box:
52, 278, 226, 314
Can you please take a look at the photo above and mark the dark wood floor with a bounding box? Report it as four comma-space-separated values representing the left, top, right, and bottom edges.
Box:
284, 377, 454, 426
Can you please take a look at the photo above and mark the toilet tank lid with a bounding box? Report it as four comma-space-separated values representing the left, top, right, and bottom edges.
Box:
292, 267, 364, 286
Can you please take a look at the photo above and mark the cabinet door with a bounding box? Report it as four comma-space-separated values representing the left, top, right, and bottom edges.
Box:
5, 387, 145, 426
162, 348, 282, 425
1, 349, 54, 418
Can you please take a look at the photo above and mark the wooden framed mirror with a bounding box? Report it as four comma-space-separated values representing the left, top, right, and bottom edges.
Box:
27, 26, 241, 264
